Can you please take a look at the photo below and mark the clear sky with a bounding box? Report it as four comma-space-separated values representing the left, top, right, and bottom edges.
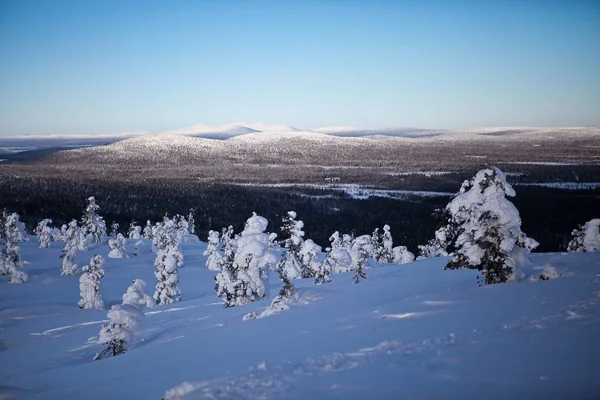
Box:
0, 0, 599, 136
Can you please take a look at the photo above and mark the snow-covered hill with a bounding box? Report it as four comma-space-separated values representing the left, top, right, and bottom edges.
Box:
1, 238, 599, 399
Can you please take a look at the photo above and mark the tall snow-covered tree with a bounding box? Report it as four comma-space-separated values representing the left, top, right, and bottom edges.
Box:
223, 213, 277, 307
81, 196, 107, 246
94, 280, 151, 360
1, 212, 29, 283
350, 235, 374, 284
61, 220, 85, 276
203, 230, 222, 271
35, 219, 54, 249
110, 222, 120, 239
108, 233, 129, 258
443, 167, 539, 285
276, 211, 305, 285
214, 227, 238, 306
299, 239, 322, 278
153, 221, 183, 305
380, 225, 394, 263
567, 218, 600, 253
371, 228, 383, 262
78, 255, 105, 309
142, 220, 154, 239
187, 209, 196, 235
372, 226, 393, 263
315, 247, 335, 285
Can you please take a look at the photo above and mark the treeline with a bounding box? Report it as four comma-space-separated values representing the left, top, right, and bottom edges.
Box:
1, 174, 598, 253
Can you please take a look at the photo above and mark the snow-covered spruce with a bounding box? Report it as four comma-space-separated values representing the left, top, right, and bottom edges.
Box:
110, 222, 119, 239
52, 224, 68, 243
392, 245, 415, 264
174, 214, 199, 244
108, 233, 129, 258
153, 221, 183, 305
276, 211, 305, 283
350, 235, 374, 284
372, 225, 394, 263
78, 255, 105, 309
94, 280, 151, 360
218, 213, 277, 307
567, 218, 600, 253
60, 220, 85, 276
122, 279, 155, 309
299, 239, 322, 279
319, 231, 351, 275
35, 219, 54, 249
214, 226, 238, 306
142, 220, 154, 239
128, 221, 142, 239
203, 230, 222, 271
443, 167, 539, 285
1, 212, 29, 283
315, 247, 335, 285
187, 209, 196, 235
81, 196, 107, 246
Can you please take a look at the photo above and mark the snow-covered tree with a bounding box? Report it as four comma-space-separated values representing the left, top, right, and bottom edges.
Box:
1, 212, 29, 283
329, 231, 342, 249
380, 225, 394, 263
372, 228, 382, 262
94, 280, 151, 360
35, 219, 54, 248
122, 279, 155, 309
61, 220, 85, 276
52, 224, 68, 243
392, 246, 415, 264
128, 221, 142, 239
372, 225, 394, 263
443, 167, 539, 285
322, 232, 353, 274
203, 230, 222, 271
214, 227, 238, 306
81, 196, 107, 246
187, 209, 196, 235
174, 214, 199, 244
276, 211, 305, 284
315, 247, 335, 285
417, 222, 453, 260
567, 218, 600, 253
299, 239, 322, 278
142, 220, 154, 239
219, 213, 277, 307
78, 255, 105, 309
110, 222, 120, 239
350, 235, 374, 284
108, 233, 129, 258
153, 221, 183, 305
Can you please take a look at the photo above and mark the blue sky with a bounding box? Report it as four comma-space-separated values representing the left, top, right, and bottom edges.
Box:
0, 0, 598, 136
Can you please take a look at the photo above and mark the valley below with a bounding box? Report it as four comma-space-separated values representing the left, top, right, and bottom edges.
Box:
1, 126, 599, 253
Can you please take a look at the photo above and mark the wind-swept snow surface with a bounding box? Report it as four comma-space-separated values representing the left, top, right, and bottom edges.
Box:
0, 238, 599, 399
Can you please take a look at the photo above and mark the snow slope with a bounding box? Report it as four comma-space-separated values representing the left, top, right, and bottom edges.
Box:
1, 238, 599, 399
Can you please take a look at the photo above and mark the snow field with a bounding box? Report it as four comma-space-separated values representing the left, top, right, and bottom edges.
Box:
0, 237, 599, 399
